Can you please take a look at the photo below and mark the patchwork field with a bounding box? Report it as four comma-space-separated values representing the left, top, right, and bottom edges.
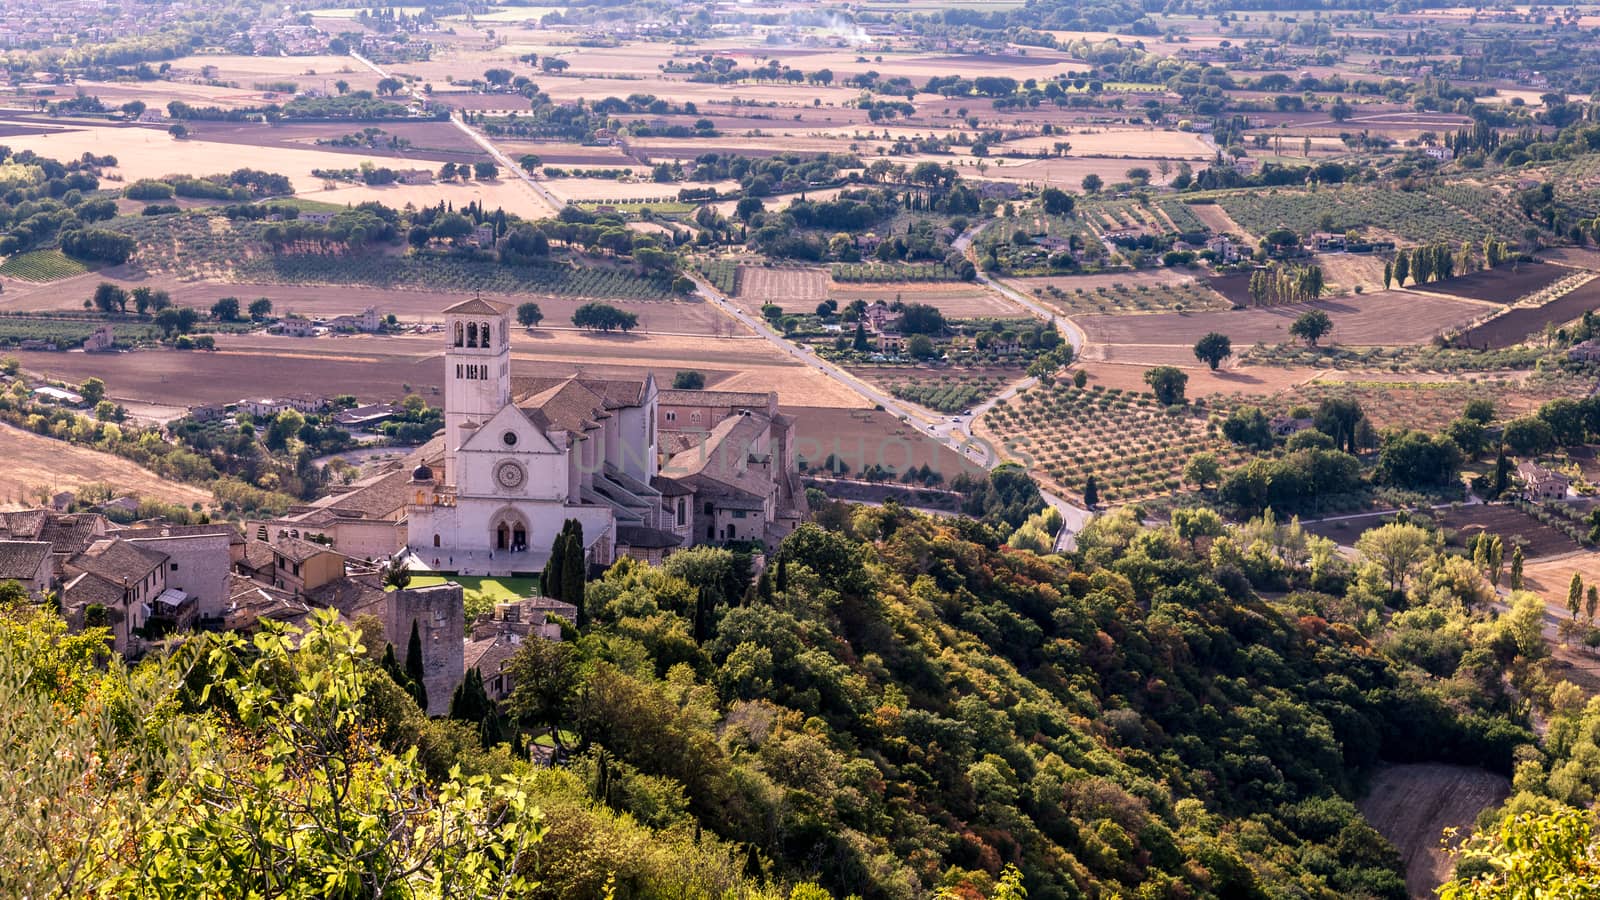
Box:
0, 277, 729, 334
0, 116, 556, 219
13, 327, 869, 410
1424, 261, 1571, 303
0, 423, 213, 510
1015, 272, 1231, 316
1079, 292, 1486, 365
1455, 278, 1600, 349
830, 282, 1025, 317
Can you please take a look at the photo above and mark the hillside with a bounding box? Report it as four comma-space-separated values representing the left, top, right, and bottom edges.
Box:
2, 502, 1542, 898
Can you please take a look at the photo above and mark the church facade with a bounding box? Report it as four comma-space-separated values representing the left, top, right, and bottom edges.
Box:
404, 298, 806, 576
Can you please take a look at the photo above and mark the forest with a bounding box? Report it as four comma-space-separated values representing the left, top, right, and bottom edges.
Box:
6, 495, 1577, 898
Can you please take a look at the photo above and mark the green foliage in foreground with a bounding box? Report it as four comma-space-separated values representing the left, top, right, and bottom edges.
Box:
1, 502, 1555, 898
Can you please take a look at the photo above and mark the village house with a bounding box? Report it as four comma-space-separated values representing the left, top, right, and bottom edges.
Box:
0, 541, 54, 599
1310, 232, 1347, 252
463, 596, 579, 701
862, 300, 898, 333
240, 396, 328, 417
1206, 235, 1242, 263
272, 316, 318, 337
328, 306, 383, 333
397, 169, 433, 185
1269, 415, 1315, 437
1423, 146, 1455, 161
1569, 338, 1600, 363
1518, 461, 1571, 500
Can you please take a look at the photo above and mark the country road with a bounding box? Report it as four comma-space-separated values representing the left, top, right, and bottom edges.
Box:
689, 266, 1092, 548
349, 51, 562, 216
344, 54, 1092, 547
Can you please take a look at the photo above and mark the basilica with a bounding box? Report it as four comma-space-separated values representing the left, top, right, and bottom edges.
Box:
401, 297, 808, 575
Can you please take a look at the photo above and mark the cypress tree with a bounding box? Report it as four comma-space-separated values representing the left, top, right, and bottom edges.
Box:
563, 519, 586, 627
406, 620, 428, 711
544, 532, 566, 600
511, 728, 525, 759
480, 710, 504, 747
381, 642, 405, 687
852, 320, 869, 351
1569, 573, 1584, 619
1510, 544, 1525, 589
775, 556, 788, 594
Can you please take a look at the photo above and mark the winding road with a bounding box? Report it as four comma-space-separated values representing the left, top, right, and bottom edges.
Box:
350, 50, 1093, 546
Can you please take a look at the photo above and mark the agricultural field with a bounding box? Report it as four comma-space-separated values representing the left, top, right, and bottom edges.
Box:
1282, 370, 1587, 431
1454, 278, 1600, 349
1019, 274, 1230, 315
735, 266, 829, 309
785, 405, 985, 482
1307, 505, 1580, 559
1424, 260, 1572, 303
831, 263, 961, 283
884, 374, 1011, 413
0, 422, 213, 511
1358, 765, 1510, 900
1214, 183, 1524, 245
0, 250, 88, 283
235, 255, 681, 300
1079, 292, 1485, 365
980, 383, 1250, 505
832, 282, 1024, 317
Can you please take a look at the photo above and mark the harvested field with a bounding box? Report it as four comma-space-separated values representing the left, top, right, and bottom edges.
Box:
1016, 273, 1230, 316
1002, 128, 1213, 159
1522, 551, 1600, 608
1306, 505, 1579, 558
736, 266, 829, 309
1079, 292, 1484, 363
1358, 764, 1509, 900
1207, 272, 1254, 307
1455, 278, 1600, 349
968, 156, 1186, 187
1425, 261, 1570, 303
1315, 253, 1392, 295
1080, 362, 1319, 397
1185, 202, 1250, 238
0, 423, 213, 510
0, 278, 730, 334
15, 327, 868, 410
784, 406, 985, 481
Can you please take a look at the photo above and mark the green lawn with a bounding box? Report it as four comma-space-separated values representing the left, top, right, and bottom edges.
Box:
402, 575, 539, 621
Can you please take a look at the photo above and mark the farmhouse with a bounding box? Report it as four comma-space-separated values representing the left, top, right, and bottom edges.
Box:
1568, 338, 1600, 362
1423, 146, 1455, 161
403, 298, 805, 576
272, 316, 317, 337
1269, 415, 1315, 437
1518, 462, 1570, 500
328, 306, 383, 333
397, 169, 434, 185
1310, 232, 1347, 252
1206, 235, 1241, 262
300, 211, 335, 226
240, 396, 328, 417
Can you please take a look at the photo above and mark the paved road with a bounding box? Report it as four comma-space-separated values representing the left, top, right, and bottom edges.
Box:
345, 55, 1091, 547
690, 268, 1092, 548
349, 51, 562, 216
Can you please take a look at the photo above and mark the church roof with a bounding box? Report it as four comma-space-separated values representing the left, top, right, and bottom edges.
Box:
442, 297, 511, 316
660, 411, 769, 480
512, 375, 645, 410
657, 388, 777, 412
517, 377, 610, 434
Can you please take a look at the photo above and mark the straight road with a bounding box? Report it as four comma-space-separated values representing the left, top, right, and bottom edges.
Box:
349, 51, 562, 216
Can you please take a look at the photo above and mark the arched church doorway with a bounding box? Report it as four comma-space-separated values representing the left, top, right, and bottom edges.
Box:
492, 510, 530, 552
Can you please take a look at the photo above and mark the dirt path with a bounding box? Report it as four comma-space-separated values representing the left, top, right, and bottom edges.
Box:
1359, 763, 1509, 899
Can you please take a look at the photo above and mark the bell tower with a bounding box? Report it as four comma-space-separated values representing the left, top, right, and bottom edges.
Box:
442, 297, 512, 486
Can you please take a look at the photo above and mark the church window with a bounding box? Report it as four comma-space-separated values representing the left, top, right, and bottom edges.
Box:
502, 431, 518, 446
454, 322, 464, 346
691, 412, 701, 423
676, 498, 685, 526
433, 534, 440, 547
456, 364, 463, 379
467, 322, 478, 347
665, 411, 676, 422
480, 322, 491, 347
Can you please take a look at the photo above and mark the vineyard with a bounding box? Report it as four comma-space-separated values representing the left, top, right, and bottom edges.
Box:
1026, 277, 1230, 315
1157, 200, 1208, 234
0, 316, 162, 348
1215, 182, 1524, 244
695, 258, 738, 295
831, 262, 960, 283
0, 250, 88, 282
235, 255, 679, 299
984, 383, 1248, 505
888, 374, 1008, 413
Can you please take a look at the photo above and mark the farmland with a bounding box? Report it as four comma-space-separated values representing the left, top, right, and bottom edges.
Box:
0, 250, 88, 283
1214, 183, 1525, 245
1018, 274, 1231, 315
0, 422, 213, 511
886, 374, 1011, 413
1453, 278, 1600, 349
1306, 505, 1581, 559
980, 383, 1250, 505
1079, 292, 1485, 366
734, 265, 829, 309
1358, 765, 1510, 900
1282, 371, 1586, 431
1424, 260, 1572, 303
